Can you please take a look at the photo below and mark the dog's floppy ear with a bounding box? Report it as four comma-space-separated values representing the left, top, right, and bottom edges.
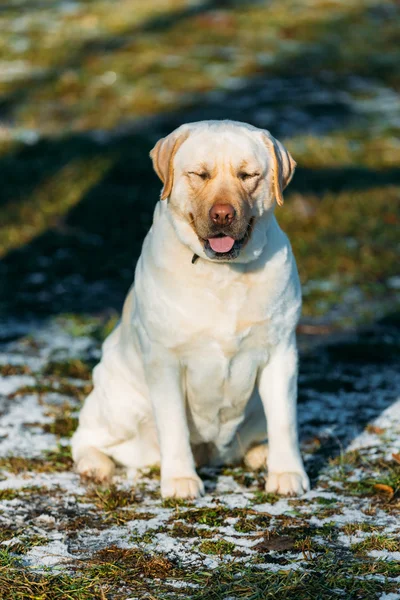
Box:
262, 132, 296, 206
150, 126, 190, 200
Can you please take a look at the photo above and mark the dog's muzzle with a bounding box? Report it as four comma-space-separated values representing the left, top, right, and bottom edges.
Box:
203, 218, 255, 261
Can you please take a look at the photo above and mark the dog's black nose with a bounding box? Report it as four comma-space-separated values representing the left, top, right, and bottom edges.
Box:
209, 203, 236, 226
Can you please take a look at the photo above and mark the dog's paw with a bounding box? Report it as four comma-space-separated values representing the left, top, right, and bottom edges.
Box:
161, 475, 204, 499
76, 447, 115, 483
244, 443, 268, 470
265, 471, 309, 496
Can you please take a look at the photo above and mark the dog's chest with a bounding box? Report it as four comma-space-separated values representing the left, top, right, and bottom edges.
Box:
184, 337, 264, 446
181, 281, 272, 445
182, 269, 275, 346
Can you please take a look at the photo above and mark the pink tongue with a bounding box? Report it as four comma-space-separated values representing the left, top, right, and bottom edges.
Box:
208, 236, 235, 253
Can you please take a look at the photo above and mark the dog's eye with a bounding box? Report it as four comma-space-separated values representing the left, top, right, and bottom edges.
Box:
188, 171, 210, 181
238, 172, 259, 181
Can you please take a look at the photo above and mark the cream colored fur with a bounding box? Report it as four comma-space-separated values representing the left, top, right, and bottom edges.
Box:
71, 120, 309, 498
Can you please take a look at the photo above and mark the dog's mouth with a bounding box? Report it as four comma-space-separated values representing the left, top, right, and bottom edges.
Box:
203, 218, 254, 260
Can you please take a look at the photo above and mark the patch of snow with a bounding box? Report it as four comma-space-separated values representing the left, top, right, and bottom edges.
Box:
0, 394, 56, 457
309, 506, 370, 527
303, 489, 343, 501
369, 550, 400, 562
34, 514, 57, 526
214, 475, 245, 494
337, 531, 370, 547
253, 498, 291, 516
165, 580, 199, 589
22, 540, 75, 568
221, 493, 252, 509
387, 276, 400, 290
144, 532, 219, 569
192, 495, 221, 509
128, 514, 170, 536
0, 375, 35, 396
0, 471, 86, 495
254, 561, 303, 572
222, 535, 260, 550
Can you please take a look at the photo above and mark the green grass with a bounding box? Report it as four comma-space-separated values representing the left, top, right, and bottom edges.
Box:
0, 364, 31, 376
331, 451, 400, 503
42, 414, 79, 438
9, 380, 93, 402
84, 484, 139, 512
343, 523, 384, 535
351, 535, 400, 554
43, 358, 94, 381
0, 445, 73, 474
1, 0, 400, 134
198, 539, 236, 556
0, 545, 399, 600
0, 486, 48, 502
56, 313, 119, 342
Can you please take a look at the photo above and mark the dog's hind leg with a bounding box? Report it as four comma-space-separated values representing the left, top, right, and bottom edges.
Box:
71, 390, 119, 482
244, 442, 268, 470
72, 384, 160, 482
72, 315, 160, 483
220, 390, 268, 469
74, 445, 115, 482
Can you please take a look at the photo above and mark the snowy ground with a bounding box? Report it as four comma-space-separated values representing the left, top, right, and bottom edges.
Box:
0, 316, 399, 598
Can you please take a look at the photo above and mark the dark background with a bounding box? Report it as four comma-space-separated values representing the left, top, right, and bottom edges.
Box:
0, 0, 399, 328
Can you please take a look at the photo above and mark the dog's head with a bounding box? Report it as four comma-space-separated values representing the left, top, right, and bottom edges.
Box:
150, 120, 296, 263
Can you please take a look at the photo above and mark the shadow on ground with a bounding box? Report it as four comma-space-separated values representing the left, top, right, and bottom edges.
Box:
298, 311, 400, 481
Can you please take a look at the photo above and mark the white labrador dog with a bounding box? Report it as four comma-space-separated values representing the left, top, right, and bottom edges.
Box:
72, 120, 309, 498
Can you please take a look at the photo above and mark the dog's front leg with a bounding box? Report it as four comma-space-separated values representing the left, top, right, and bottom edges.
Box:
146, 362, 204, 499
258, 334, 309, 496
